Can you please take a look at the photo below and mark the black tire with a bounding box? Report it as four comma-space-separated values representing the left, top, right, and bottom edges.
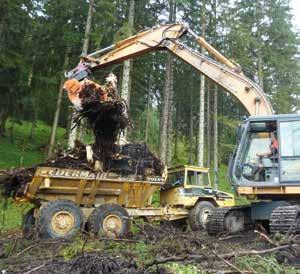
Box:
37, 200, 84, 239
87, 204, 130, 238
22, 208, 35, 239
188, 201, 216, 230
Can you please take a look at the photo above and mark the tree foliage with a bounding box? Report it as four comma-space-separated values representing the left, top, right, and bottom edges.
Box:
0, 0, 299, 165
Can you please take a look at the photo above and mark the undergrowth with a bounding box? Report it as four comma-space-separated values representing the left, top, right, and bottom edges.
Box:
234, 255, 298, 274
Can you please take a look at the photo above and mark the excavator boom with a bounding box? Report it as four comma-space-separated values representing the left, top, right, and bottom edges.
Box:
65, 23, 273, 116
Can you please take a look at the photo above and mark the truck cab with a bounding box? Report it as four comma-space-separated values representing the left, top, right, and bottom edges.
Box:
160, 165, 234, 208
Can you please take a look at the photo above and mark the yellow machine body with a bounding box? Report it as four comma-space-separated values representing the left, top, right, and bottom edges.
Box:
160, 165, 235, 209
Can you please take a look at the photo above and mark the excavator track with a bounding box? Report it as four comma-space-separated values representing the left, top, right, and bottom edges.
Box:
206, 206, 250, 235
270, 205, 300, 234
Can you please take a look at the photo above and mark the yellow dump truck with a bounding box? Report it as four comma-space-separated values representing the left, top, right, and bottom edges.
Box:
21, 165, 234, 239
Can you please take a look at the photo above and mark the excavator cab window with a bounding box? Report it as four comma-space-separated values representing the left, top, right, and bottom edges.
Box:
239, 121, 279, 183
279, 121, 300, 182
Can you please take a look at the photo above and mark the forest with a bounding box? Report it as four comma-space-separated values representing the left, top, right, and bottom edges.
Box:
0, 0, 300, 273
1, 0, 299, 170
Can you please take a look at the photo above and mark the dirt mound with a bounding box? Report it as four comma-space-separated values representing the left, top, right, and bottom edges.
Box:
0, 167, 35, 198
0, 140, 164, 200
69, 253, 137, 274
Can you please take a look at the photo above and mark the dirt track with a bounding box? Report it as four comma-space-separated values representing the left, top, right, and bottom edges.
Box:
1, 222, 298, 274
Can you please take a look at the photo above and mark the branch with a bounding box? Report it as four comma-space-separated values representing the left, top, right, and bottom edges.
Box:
213, 251, 245, 273
220, 244, 298, 259
98, 237, 139, 243
17, 244, 37, 256
144, 244, 299, 271
218, 235, 242, 241
145, 254, 204, 269
24, 264, 45, 274
254, 230, 277, 246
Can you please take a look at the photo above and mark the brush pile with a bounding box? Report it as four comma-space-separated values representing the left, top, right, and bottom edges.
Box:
0, 74, 164, 199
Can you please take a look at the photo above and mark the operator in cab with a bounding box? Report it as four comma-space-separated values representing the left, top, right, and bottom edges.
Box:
256, 131, 279, 160
252, 124, 278, 182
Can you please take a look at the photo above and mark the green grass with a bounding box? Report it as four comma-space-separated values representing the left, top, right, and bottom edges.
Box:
0, 201, 32, 233
0, 119, 66, 232
235, 255, 298, 274
217, 164, 248, 205
0, 119, 67, 168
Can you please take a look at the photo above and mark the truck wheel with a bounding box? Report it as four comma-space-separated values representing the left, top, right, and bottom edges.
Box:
22, 208, 35, 239
37, 200, 84, 239
188, 201, 215, 230
87, 204, 130, 238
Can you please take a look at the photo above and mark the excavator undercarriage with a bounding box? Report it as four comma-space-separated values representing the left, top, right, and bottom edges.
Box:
207, 204, 300, 235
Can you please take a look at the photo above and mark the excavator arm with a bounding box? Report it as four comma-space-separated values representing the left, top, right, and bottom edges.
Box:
65, 24, 273, 116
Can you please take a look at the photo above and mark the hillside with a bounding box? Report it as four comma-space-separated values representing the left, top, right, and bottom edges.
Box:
0, 119, 66, 169
0, 120, 66, 231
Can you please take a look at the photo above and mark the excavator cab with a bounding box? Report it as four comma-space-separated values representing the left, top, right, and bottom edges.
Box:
207, 114, 300, 235
229, 114, 300, 188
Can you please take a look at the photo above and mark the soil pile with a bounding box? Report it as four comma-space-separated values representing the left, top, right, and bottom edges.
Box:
0, 167, 35, 198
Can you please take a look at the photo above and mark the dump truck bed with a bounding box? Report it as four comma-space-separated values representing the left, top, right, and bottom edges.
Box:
25, 167, 164, 208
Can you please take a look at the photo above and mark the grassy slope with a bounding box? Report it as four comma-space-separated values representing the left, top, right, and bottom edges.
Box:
0, 120, 66, 232
0, 119, 66, 168
218, 164, 248, 205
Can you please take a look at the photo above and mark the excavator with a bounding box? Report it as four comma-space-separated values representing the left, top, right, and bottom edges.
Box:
64, 23, 300, 235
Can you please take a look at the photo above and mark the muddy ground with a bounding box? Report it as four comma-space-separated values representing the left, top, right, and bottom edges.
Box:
0, 222, 299, 274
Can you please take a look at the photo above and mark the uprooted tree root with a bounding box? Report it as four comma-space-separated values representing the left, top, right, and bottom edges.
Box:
0, 78, 164, 200
0, 140, 164, 200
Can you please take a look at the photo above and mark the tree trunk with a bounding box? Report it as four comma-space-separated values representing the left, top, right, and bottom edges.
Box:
213, 85, 218, 189
0, 109, 8, 138
9, 119, 15, 144
48, 48, 70, 158
82, 0, 94, 56
27, 54, 37, 141
159, 0, 175, 164
120, 0, 135, 141
188, 87, 194, 164
197, 15, 206, 167
166, 0, 176, 165
145, 77, 151, 143
166, 58, 174, 165
0, 3, 4, 47
159, 54, 173, 164
206, 81, 211, 167
29, 88, 41, 142
173, 100, 179, 162
213, 0, 218, 188
69, 0, 94, 147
